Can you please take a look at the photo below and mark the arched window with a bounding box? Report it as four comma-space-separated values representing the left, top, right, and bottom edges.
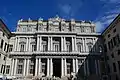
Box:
19, 42, 26, 52
27, 25, 32, 32
53, 41, 60, 52
66, 41, 71, 52
42, 41, 47, 52
87, 42, 93, 52
77, 42, 82, 52
31, 42, 36, 52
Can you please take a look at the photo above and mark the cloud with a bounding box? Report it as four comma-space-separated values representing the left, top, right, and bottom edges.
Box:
57, 0, 83, 18
95, 21, 104, 33
94, 0, 120, 33
95, 13, 118, 32
59, 4, 71, 15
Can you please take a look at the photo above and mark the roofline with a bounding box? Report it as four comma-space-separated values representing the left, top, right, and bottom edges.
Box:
0, 19, 12, 37
101, 13, 120, 35
18, 19, 94, 24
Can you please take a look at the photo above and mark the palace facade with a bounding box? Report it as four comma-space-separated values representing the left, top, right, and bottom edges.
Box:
0, 16, 103, 80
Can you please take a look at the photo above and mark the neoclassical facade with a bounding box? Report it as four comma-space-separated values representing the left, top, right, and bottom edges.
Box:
0, 16, 103, 80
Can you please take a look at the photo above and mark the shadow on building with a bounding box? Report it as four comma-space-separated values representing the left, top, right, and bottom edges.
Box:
76, 37, 108, 80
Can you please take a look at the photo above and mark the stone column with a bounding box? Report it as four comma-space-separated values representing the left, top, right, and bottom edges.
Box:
95, 38, 98, 51
64, 37, 66, 51
75, 59, 78, 73
84, 60, 86, 76
11, 59, 14, 75
95, 59, 98, 75
86, 60, 89, 76
64, 58, 67, 76
85, 38, 87, 52
29, 37, 31, 51
48, 37, 50, 51
47, 58, 50, 76
14, 59, 17, 75
39, 36, 42, 51
92, 38, 96, 52
61, 37, 64, 52
35, 58, 38, 76
97, 60, 101, 75
38, 58, 41, 75
50, 58, 53, 76
73, 59, 75, 73
14, 37, 17, 51
23, 59, 27, 76
72, 37, 74, 52
82, 38, 85, 52
17, 37, 20, 51
37, 36, 40, 51
61, 58, 64, 76
26, 37, 29, 51
50, 37, 53, 51
74, 37, 77, 51
26, 59, 29, 75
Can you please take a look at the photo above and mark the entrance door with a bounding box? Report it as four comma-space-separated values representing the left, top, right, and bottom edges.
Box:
53, 59, 61, 77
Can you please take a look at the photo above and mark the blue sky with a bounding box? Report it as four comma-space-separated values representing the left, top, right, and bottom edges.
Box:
0, 0, 119, 32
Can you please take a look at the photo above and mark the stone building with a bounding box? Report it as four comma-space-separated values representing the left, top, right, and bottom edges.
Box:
0, 16, 103, 80
102, 14, 120, 80
0, 19, 11, 76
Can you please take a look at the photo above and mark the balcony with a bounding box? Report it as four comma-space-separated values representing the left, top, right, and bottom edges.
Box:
9, 51, 101, 56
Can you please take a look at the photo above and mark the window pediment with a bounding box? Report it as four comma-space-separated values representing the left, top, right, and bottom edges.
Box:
19, 42, 26, 44
77, 42, 82, 45
87, 42, 93, 45
30, 42, 36, 44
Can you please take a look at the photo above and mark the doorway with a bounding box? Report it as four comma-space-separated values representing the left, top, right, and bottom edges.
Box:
53, 58, 61, 77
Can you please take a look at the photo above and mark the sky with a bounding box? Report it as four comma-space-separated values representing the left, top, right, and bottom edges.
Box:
0, 0, 120, 32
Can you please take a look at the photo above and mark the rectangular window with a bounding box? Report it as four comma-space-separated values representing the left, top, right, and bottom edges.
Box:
43, 44, 47, 51
110, 39, 114, 48
32, 44, 36, 52
20, 44, 25, 52
54, 44, 59, 52
66, 44, 71, 52
6, 65, 10, 74
116, 34, 120, 44
9, 45, 13, 52
104, 44, 107, 52
113, 37, 116, 46
4, 43, 7, 51
108, 41, 111, 50
67, 63, 71, 74
29, 60, 34, 74
0, 39, 4, 49
6, 44, 9, 52
77, 45, 82, 52
113, 28, 116, 33
108, 34, 110, 38
1, 64, 4, 73
113, 63, 117, 72
42, 63, 46, 73
117, 61, 120, 73
17, 59, 24, 74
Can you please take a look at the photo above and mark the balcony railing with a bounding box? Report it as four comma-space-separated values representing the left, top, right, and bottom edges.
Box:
9, 50, 101, 56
